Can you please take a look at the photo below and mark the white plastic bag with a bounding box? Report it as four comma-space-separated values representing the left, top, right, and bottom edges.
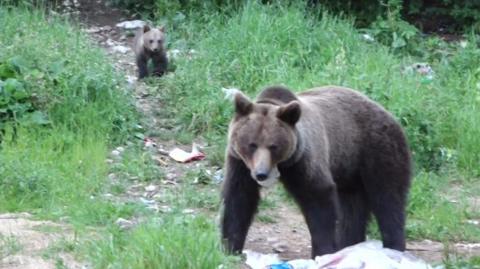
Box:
244, 241, 433, 269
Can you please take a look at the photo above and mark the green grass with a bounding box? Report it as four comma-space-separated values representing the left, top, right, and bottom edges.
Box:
156, 1, 480, 176
1, 1, 480, 268
0, 235, 22, 260
85, 215, 238, 269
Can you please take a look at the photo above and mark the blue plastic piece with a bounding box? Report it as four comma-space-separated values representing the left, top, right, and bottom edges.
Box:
268, 263, 293, 269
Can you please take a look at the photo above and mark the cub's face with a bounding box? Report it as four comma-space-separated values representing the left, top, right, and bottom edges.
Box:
229, 93, 301, 187
142, 25, 165, 52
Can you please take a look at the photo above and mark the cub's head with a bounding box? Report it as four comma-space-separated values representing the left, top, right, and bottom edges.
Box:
142, 25, 165, 52
229, 92, 301, 187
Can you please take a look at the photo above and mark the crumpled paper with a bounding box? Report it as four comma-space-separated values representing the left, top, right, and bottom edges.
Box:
168, 143, 205, 163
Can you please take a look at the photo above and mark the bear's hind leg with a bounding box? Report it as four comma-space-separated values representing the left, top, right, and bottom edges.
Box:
221, 155, 260, 254
361, 159, 410, 251
337, 189, 369, 248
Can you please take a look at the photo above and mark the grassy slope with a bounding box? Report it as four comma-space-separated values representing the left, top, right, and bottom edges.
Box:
1, 1, 479, 268
160, 1, 480, 175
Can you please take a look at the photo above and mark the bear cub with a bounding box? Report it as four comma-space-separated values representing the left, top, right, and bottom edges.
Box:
133, 25, 168, 79
221, 85, 411, 258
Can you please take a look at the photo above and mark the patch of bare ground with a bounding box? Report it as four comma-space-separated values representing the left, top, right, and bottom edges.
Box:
0, 213, 84, 269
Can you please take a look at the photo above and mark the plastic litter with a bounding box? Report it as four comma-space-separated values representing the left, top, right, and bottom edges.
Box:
222, 87, 241, 101
115, 20, 146, 29
404, 62, 435, 84
244, 241, 434, 269
168, 143, 205, 163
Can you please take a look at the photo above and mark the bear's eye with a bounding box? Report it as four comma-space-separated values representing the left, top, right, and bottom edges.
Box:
248, 143, 258, 151
157, 40, 162, 43
149, 40, 154, 44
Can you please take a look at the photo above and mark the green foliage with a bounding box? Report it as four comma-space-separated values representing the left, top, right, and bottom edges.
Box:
86, 215, 237, 269
365, 0, 420, 54
154, 1, 480, 173
0, 8, 138, 144
0, 8, 139, 222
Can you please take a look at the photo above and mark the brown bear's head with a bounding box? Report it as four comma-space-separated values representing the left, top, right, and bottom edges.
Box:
229, 92, 301, 187
142, 25, 165, 53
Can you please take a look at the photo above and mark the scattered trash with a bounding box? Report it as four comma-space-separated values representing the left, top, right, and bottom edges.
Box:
182, 208, 195, 214
244, 250, 282, 269
144, 137, 157, 148
168, 143, 205, 163
112, 45, 130, 54
244, 241, 434, 269
361, 33, 375, 42
116, 20, 145, 29
459, 40, 468, 48
111, 149, 121, 158
466, 219, 480, 225
404, 62, 435, 84
222, 87, 241, 101
213, 169, 224, 184
126, 75, 137, 85
168, 49, 182, 59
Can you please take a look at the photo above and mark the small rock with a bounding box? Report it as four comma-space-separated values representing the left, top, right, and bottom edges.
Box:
116, 146, 125, 152
160, 205, 172, 213
182, 208, 195, 214
166, 173, 176, 181
116, 218, 134, 230
273, 242, 288, 253
105, 159, 114, 164
106, 38, 115, 47
85, 26, 102, 33
267, 237, 279, 243
158, 148, 169, 156
145, 185, 157, 192
112, 45, 130, 54
139, 197, 156, 206
111, 149, 121, 157
116, 20, 145, 30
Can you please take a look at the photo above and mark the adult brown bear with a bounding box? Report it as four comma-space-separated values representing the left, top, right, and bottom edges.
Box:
221, 85, 411, 258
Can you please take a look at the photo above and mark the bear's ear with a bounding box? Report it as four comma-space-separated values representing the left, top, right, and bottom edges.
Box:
234, 93, 253, 116
143, 25, 151, 33
158, 25, 166, 32
277, 101, 301, 126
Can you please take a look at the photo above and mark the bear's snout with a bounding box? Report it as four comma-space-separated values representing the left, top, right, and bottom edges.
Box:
254, 170, 269, 181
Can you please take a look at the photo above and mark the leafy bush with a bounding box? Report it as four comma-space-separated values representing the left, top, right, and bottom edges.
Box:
0, 8, 138, 216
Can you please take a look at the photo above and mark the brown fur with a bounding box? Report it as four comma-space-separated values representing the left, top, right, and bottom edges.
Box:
221, 85, 411, 257
133, 25, 168, 79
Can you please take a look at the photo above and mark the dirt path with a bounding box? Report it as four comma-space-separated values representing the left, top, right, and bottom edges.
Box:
80, 3, 478, 264
1, 1, 479, 268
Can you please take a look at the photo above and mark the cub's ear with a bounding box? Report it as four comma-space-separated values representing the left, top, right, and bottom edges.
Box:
277, 101, 301, 126
234, 93, 253, 116
143, 25, 151, 33
158, 25, 166, 32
